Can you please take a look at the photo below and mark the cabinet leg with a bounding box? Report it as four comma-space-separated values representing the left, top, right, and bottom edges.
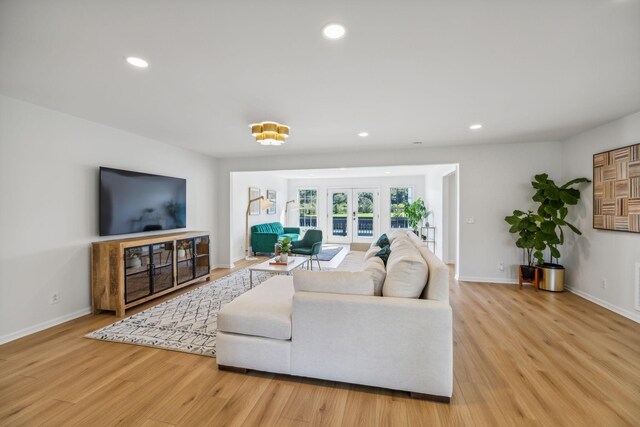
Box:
116, 307, 125, 317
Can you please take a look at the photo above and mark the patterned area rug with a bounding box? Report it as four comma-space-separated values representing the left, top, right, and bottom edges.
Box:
85, 267, 275, 357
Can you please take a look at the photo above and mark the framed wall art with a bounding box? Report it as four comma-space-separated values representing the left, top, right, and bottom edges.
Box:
593, 143, 640, 232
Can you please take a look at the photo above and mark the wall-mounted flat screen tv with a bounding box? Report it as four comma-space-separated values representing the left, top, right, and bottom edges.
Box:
99, 167, 186, 236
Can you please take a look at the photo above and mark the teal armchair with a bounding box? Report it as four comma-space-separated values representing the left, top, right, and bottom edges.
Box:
291, 229, 323, 270
250, 222, 300, 255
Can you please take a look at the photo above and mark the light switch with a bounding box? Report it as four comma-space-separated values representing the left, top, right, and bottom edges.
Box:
466, 217, 475, 224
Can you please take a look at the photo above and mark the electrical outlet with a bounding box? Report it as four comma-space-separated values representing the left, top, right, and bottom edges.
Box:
498, 262, 504, 272
601, 279, 607, 289
466, 217, 475, 224
50, 291, 60, 305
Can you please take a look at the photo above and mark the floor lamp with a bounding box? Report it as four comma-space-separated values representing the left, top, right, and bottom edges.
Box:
280, 200, 299, 226
246, 196, 273, 260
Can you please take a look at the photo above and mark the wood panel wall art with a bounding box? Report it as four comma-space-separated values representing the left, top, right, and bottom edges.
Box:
593, 143, 640, 232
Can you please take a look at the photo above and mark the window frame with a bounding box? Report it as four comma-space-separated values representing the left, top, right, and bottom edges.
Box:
389, 186, 413, 229
297, 188, 318, 229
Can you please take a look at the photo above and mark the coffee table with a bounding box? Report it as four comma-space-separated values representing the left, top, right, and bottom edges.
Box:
248, 256, 308, 288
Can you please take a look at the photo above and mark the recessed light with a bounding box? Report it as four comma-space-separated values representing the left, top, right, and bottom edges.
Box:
385, 171, 391, 174
308, 173, 315, 176
358, 132, 369, 137
412, 141, 423, 145
322, 23, 346, 40
339, 167, 347, 171
469, 123, 483, 130
126, 57, 149, 68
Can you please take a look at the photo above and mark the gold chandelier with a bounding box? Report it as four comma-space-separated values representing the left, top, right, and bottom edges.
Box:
250, 121, 290, 146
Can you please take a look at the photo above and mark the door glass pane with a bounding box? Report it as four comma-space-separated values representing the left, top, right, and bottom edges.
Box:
152, 242, 173, 293
331, 192, 348, 237
124, 245, 151, 303
177, 238, 194, 284
194, 236, 210, 278
357, 192, 374, 237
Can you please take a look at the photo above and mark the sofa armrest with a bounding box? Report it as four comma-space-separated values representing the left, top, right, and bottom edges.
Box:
283, 227, 301, 234
291, 292, 453, 397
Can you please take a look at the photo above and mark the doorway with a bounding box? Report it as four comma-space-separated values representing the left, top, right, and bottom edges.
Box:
327, 188, 379, 244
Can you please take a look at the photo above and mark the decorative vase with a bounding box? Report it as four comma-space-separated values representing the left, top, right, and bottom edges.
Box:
126, 256, 141, 269
274, 243, 282, 257
177, 248, 186, 259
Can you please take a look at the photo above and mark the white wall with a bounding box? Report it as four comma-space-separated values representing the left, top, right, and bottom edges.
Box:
0, 95, 217, 343
286, 175, 426, 244
561, 111, 640, 323
424, 165, 457, 261
443, 171, 458, 265
216, 141, 563, 281
230, 171, 288, 262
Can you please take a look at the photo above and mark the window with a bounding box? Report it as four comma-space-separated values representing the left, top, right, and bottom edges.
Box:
390, 187, 412, 228
298, 189, 318, 228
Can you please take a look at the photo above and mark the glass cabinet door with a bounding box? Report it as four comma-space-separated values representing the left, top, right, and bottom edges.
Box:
194, 236, 210, 278
176, 238, 195, 284
151, 242, 174, 293
124, 245, 152, 303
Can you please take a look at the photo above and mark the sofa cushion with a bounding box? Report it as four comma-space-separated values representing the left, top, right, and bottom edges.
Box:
375, 245, 391, 265
293, 270, 374, 296
335, 251, 366, 272
375, 233, 390, 247
280, 233, 300, 241
390, 235, 411, 251
363, 246, 379, 261
217, 275, 293, 340
386, 228, 408, 243
362, 256, 386, 296
383, 240, 428, 298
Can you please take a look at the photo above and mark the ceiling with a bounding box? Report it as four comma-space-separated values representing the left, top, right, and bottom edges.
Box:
268, 165, 456, 179
1, 1, 639, 158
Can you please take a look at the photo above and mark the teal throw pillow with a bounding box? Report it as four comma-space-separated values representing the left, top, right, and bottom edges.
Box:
375, 233, 390, 248
375, 245, 391, 266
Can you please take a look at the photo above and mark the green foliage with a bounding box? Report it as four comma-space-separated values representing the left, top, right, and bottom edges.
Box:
280, 237, 292, 253
505, 173, 590, 265
404, 198, 432, 230
504, 210, 545, 265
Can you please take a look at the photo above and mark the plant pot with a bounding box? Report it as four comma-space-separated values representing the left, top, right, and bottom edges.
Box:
126, 256, 141, 269
280, 253, 288, 263
520, 265, 537, 280
537, 263, 565, 292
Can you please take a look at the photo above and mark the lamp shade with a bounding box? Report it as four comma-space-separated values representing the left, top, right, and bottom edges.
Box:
260, 198, 273, 210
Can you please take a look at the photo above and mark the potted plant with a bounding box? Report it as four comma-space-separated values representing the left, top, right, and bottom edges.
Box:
280, 237, 292, 262
506, 174, 590, 291
530, 174, 590, 290
504, 210, 545, 281
404, 198, 432, 235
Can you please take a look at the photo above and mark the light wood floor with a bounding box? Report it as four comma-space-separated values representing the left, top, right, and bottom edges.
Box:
1, 261, 639, 426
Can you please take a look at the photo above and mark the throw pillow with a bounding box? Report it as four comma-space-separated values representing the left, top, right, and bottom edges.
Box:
382, 242, 428, 298
293, 270, 374, 296
375, 245, 391, 266
375, 233, 390, 248
362, 256, 386, 296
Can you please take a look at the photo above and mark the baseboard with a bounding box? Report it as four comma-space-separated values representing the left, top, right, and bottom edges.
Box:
456, 276, 518, 285
0, 307, 92, 345
565, 286, 640, 324
213, 263, 235, 269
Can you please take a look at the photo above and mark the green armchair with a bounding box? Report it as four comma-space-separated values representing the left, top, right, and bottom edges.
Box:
250, 222, 300, 255
291, 229, 323, 270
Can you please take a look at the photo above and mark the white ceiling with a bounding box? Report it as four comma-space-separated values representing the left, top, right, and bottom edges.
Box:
1, 1, 639, 158
270, 164, 456, 179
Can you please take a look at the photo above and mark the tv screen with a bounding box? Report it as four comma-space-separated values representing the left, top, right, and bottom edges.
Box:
99, 167, 186, 236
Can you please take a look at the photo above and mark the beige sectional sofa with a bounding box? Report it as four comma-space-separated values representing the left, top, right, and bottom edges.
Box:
216, 229, 453, 401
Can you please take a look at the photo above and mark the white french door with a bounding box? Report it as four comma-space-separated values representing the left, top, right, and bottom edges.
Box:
327, 188, 379, 244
